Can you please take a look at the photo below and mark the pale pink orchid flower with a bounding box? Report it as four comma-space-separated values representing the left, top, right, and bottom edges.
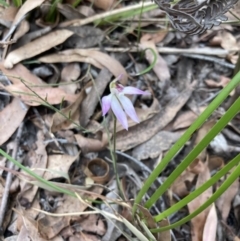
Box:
101, 78, 150, 130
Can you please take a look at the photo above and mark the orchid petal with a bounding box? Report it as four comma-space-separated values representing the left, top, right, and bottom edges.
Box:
111, 95, 128, 130
101, 94, 112, 116
122, 87, 150, 95
118, 95, 139, 123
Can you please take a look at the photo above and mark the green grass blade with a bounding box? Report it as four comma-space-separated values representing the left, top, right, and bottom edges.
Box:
150, 159, 240, 232
133, 71, 240, 214
154, 153, 240, 222
94, 2, 158, 25
45, 0, 62, 23
145, 96, 240, 208
0, 149, 75, 197
13, 0, 22, 7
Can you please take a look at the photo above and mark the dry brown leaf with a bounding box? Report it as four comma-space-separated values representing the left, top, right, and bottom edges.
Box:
193, 120, 216, 161
17, 215, 47, 241
13, 20, 29, 41
0, 98, 28, 145
43, 154, 79, 180
86, 0, 117, 10
4, 29, 74, 68
77, 214, 106, 236
80, 68, 112, 127
173, 107, 205, 130
38, 215, 71, 240
16, 197, 41, 230
202, 204, 217, 241
19, 131, 47, 204
75, 131, 108, 154
216, 169, 239, 221
37, 195, 80, 239
50, 90, 85, 132
219, 31, 238, 51
116, 82, 196, 151
0, 63, 78, 106
205, 75, 231, 88
145, 30, 168, 44
38, 186, 103, 239
233, 194, 240, 229
171, 170, 196, 197
188, 158, 206, 174
12, 0, 45, 26
15, 200, 46, 239
0, 6, 18, 23
209, 35, 222, 46
74, 232, 101, 241
4, 83, 78, 106
208, 156, 224, 172
140, 34, 170, 84
218, 31, 238, 64
205, 76, 235, 96
64, 26, 104, 48
132, 130, 183, 160
59, 63, 81, 94
78, 5, 95, 17
188, 160, 212, 241
158, 219, 171, 241
38, 49, 128, 84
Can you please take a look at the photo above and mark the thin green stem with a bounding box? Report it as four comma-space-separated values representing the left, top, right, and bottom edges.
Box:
113, 116, 117, 160
111, 116, 124, 198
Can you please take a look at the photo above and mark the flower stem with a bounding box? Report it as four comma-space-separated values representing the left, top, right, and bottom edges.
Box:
112, 116, 124, 199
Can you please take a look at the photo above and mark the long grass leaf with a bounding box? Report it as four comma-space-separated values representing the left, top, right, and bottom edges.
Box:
133, 71, 240, 213
145, 96, 240, 208
151, 159, 240, 232
154, 153, 240, 222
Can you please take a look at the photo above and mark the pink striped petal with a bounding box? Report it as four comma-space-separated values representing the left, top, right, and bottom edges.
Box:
118, 95, 139, 123
111, 95, 128, 130
101, 94, 112, 116
122, 86, 150, 95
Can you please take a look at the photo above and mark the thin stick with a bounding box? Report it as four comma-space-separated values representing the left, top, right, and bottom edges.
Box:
90, 46, 232, 57
0, 122, 24, 233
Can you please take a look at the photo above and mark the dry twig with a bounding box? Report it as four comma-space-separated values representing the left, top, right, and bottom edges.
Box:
0, 122, 24, 233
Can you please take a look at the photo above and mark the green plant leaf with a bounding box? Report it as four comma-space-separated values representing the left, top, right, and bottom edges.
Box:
151, 159, 240, 232
0, 149, 75, 197
133, 70, 240, 214
154, 152, 240, 222
145, 96, 240, 208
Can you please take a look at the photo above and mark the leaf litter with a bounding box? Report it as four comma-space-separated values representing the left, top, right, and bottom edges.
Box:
0, 0, 240, 241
